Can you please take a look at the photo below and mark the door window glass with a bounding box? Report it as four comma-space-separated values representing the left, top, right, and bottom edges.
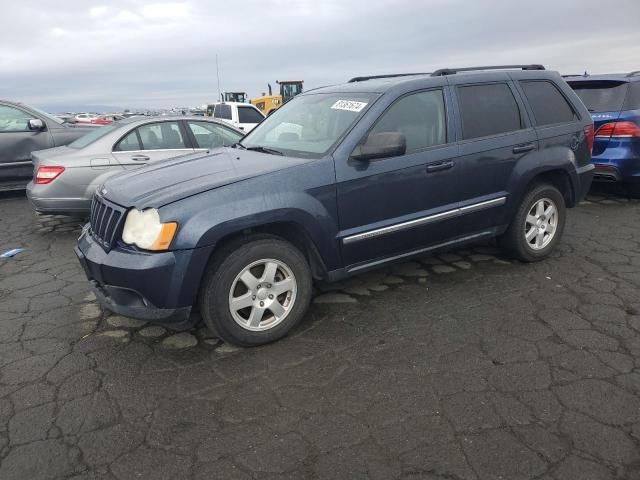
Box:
238, 106, 264, 124
457, 83, 522, 139
137, 122, 186, 150
367, 90, 447, 153
188, 121, 243, 148
114, 130, 141, 151
214, 104, 232, 120
0, 105, 35, 132
520, 80, 577, 125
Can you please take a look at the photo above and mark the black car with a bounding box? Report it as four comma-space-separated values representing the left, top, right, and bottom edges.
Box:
76, 64, 594, 346
0, 100, 92, 191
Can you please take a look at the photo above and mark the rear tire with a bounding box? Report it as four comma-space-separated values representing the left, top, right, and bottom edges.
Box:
199, 236, 312, 347
500, 184, 566, 262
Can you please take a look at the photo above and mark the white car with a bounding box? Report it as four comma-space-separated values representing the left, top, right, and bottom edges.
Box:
73, 113, 99, 124
209, 102, 265, 132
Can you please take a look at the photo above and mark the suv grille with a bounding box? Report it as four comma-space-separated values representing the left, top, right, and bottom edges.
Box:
89, 194, 124, 251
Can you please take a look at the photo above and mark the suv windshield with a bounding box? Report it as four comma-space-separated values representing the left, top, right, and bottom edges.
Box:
568, 80, 629, 113
241, 93, 376, 158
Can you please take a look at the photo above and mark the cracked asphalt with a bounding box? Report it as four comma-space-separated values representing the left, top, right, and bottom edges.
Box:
0, 189, 639, 480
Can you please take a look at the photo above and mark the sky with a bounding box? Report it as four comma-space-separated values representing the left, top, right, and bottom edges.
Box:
1, 0, 639, 111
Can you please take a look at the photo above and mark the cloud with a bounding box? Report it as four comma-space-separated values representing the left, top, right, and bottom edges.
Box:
0, 0, 638, 109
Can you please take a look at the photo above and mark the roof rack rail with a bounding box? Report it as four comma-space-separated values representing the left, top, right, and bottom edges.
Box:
431, 64, 545, 76
626, 70, 640, 77
562, 71, 589, 78
348, 73, 430, 83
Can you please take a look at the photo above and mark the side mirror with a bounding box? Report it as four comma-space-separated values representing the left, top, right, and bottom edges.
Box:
350, 132, 406, 162
28, 119, 45, 131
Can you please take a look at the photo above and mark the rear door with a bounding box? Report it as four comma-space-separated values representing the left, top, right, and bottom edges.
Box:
0, 104, 54, 186
236, 105, 265, 132
449, 80, 537, 234
111, 121, 194, 168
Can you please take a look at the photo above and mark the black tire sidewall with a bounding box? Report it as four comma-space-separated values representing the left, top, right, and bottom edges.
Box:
507, 185, 566, 262
200, 238, 312, 347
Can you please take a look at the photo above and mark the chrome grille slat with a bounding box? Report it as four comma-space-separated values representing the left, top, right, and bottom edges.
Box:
89, 194, 125, 251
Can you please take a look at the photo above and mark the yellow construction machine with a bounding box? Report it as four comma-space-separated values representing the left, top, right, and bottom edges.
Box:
251, 80, 303, 116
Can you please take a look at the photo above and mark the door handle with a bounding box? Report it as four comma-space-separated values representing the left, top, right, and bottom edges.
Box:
131, 154, 150, 161
512, 143, 535, 154
426, 160, 454, 173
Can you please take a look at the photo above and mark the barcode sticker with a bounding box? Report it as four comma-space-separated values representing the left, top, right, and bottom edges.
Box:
331, 100, 368, 112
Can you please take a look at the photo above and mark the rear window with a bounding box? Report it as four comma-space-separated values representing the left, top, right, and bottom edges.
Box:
623, 82, 640, 110
69, 122, 120, 149
520, 80, 577, 126
568, 80, 628, 113
457, 83, 522, 140
214, 104, 232, 120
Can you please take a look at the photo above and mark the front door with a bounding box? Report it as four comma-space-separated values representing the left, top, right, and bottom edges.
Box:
0, 104, 54, 186
335, 88, 462, 269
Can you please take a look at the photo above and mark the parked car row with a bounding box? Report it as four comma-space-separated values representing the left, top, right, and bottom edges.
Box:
26, 117, 243, 215
69, 64, 595, 346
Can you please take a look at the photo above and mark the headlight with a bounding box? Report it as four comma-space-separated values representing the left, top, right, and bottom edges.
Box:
121, 208, 177, 251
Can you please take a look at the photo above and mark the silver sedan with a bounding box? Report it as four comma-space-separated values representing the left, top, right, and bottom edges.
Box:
26, 116, 243, 215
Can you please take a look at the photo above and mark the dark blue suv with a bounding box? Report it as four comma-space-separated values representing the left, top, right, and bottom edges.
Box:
567, 72, 640, 193
76, 65, 594, 346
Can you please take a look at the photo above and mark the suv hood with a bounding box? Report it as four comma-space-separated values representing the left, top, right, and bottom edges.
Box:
102, 148, 313, 209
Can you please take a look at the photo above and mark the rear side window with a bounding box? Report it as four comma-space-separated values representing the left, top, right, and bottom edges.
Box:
368, 89, 447, 153
214, 104, 232, 120
237, 106, 264, 124
520, 81, 577, 126
114, 130, 141, 151
568, 80, 628, 113
457, 83, 522, 140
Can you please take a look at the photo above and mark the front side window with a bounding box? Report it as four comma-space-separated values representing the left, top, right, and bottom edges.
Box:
136, 122, 186, 150
457, 83, 522, 140
214, 104, 232, 120
188, 121, 243, 148
242, 92, 376, 158
238, 106, 264, 124
0, 105, 35, 132
520, 81, 577, 126
367, 90, 446, 154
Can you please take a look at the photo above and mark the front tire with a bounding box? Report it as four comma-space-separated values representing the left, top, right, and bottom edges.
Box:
500, 184, 566, 262
199, 237, 312, 347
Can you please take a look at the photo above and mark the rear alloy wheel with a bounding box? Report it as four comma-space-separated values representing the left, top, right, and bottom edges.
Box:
200, 237, 312, 346
523, 198, 558, 251
500, 184, 566, 262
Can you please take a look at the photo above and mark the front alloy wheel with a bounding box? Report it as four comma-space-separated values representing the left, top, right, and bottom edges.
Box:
229, 259, 297, 331
200, 236, 312, 346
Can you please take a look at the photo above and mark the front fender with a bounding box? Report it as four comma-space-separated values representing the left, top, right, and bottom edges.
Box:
160, 159, 341, 270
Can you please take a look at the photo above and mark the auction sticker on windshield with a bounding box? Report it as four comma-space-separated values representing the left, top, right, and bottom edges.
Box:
331, 100, 368, 112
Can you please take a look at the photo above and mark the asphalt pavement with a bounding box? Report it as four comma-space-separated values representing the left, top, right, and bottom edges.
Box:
0, 189, 639, 480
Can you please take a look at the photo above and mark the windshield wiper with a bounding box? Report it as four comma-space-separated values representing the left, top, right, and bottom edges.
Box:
245, 146, 284, 156
230, 142, 246, 149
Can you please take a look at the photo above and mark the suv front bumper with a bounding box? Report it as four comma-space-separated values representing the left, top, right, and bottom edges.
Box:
75, 225, 211, 328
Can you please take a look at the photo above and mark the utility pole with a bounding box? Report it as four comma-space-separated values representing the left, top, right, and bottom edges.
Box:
216, 54, 222, 101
